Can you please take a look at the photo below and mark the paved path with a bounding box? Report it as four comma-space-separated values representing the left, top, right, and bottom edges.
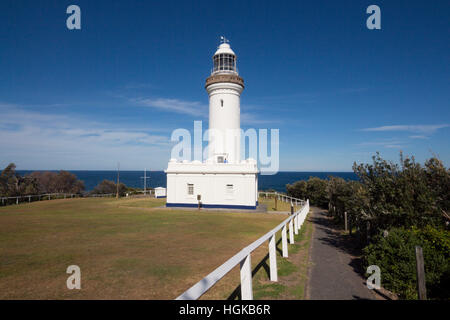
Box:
306, 207, 379, 300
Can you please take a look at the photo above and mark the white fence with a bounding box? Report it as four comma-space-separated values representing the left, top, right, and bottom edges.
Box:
259, 191, 304, 207
0, 192, 116, 206
176, 199, 310, 300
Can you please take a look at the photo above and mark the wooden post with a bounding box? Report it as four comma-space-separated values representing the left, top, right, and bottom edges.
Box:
16, 197, 19, 205
415, 246, 427, 300
294, 214, 299, 235
349, 214, 352, 236
275, 196, 278, 211
240, 254, 253, 300
268, 235, 278, 282
28, 196, 31, 203
281, 225, 288, 257
344, 211, 348, 232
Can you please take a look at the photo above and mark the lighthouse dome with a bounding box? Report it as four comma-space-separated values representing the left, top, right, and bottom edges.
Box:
214, 43, 236, 56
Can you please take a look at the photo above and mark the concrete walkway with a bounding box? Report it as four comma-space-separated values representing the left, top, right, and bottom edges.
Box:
306, 207, 379, 300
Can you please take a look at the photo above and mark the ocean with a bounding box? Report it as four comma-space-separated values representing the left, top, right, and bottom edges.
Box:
17, 170, 357, 192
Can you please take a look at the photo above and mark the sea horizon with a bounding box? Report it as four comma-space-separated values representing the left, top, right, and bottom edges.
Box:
16, 170, 358, 192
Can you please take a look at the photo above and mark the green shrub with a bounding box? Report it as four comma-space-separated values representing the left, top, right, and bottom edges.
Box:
363, 226, 450, 299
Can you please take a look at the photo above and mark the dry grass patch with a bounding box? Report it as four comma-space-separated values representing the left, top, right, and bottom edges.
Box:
0, 197, 285, 299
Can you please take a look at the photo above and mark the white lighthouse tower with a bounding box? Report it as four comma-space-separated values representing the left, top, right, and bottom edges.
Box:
166, 38, 258, 209
206, 38, 244, 165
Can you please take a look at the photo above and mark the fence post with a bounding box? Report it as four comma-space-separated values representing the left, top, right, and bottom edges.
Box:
294, 214, 299, 235
16, 197, 19, 205
275, 195, 278, 211
289, 219, 294, 244
48, 194, 51, 200
415, 246, 427, 300
240, 254, 253, 300
349, 214, 352, 236
344, 211, 348, 232
281, 224, 288, 257
28, 196, 31, 203
269, 235, 278, 282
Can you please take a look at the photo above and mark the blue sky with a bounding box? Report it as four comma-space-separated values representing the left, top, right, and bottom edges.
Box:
0, 0, 449, 171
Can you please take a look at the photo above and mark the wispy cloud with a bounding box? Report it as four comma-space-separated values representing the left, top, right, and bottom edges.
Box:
0, 103, 172, 169
129, 97, 278, 125
132, 97, 207, 117
356, 138, 406, 149
361, 124, 449, 135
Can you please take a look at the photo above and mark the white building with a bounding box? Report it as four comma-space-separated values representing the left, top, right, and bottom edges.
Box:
154, 187, 166, 198
165, 39, 258, 209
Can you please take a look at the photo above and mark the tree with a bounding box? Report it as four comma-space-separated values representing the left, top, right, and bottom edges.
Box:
0, 163, 19, 196
30, 171, 84, 194
286, 180, 307, 200
91, 180, 126, 196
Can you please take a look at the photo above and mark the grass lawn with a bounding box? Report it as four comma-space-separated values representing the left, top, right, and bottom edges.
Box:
0, 197, 286, 299
251, 217, 313, 300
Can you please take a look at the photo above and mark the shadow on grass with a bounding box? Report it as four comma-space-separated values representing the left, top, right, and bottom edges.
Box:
227, 237, 284, 300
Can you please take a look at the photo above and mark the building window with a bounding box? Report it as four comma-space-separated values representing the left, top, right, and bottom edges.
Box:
217, 156, 224, 163
187, 183, 194, 195
220, 99, 224, 107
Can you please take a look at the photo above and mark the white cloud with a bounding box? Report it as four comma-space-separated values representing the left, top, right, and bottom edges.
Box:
361, 124, 449, 134
356, 139, 406, 149
0, 103, 172, 170
409, 135, 429, 140
132, 97, 207, 117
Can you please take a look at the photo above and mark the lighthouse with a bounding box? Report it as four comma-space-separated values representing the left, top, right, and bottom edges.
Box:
205, 39, 244, 165
165, 38, 258, 209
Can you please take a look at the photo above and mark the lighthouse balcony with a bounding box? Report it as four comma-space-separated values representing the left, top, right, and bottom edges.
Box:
205, 74, 244, 88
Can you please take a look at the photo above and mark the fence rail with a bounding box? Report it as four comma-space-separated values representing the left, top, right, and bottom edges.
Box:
176, 199, 310, 300
0, 192, 117, 206
259, 191, 305, 207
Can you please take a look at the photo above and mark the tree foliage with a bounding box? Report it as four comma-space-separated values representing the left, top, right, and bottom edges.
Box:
91, 180, 126, 196
286, 152, 450, 299
0, 164, 85, 196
